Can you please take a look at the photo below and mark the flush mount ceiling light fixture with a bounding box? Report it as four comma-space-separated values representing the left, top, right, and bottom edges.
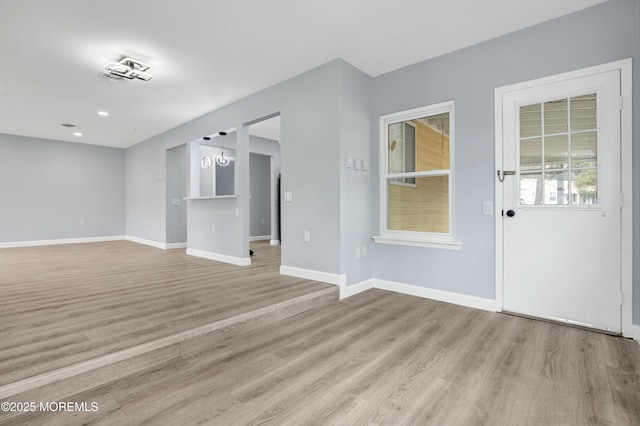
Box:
104, 57, 153, 82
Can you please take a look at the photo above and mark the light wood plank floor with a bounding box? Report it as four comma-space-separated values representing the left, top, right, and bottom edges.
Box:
0, 240, 332, 385
3, 287, 640, 425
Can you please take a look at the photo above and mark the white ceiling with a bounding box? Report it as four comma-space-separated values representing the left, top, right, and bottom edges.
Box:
0, 0, 605, 148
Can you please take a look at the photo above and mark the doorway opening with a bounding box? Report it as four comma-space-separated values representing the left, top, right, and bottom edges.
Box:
165, 143, 188, 247
248, 115, 281, 263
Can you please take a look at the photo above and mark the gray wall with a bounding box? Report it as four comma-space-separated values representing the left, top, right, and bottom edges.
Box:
338, 62, 374, 284
123, 0, 638, 322
250, 153, 272, 238
371, 0, 640, 319
165, 144, 187, 244
126, 60, 344, 272
0, 133, 125, 242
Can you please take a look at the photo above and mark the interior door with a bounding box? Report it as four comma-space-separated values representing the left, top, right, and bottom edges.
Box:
501, 70, 621, 333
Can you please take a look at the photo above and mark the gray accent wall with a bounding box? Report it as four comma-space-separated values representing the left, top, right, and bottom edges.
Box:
0, 133, 125, 242
371, 0, 640, 319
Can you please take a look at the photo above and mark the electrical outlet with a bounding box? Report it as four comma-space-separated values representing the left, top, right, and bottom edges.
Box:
79, 219, 85, 225
284, 192, 293, 202
171, 199, 182, 206
303, 231, 310, 242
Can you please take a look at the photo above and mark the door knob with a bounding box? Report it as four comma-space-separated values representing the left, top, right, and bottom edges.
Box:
506, 210, 516, 217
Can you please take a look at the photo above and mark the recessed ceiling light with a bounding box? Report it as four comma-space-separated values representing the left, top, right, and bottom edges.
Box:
97, 111, 109, 117
73, 132, 83, 137
61, 123, 76, 128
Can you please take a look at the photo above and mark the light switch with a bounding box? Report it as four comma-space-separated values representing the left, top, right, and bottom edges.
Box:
362, 160, 369, 171
355, 247, 361, 259
354, 159, 361, 170
235, 208, 240, 217
303, 231, 310, 242
284, 192, 293, 202
483, 201, 493, 215
346, 157, 353, 168
171, 199, 182, 206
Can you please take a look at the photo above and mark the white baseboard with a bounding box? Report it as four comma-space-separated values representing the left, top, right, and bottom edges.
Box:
187, 248, 251, 266
165, 242, 187, 249
125, 236, 168, 250
249, 235, 271, 242
340, 279, 375, 299
373, 279, 496, 312
270, 240, 280, 246
126, 237, 187, 250
0, 235, 125, 249
280, 265, 346, 286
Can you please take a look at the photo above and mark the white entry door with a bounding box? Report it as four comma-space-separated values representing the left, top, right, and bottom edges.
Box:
500, 69, 622, 333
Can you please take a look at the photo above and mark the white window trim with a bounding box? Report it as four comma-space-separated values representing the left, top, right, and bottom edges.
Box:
374, 100, 461, 249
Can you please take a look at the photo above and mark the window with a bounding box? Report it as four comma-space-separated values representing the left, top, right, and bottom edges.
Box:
374, 101, 460, 249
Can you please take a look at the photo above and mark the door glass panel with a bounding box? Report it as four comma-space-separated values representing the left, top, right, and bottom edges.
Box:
520, 104, 541, 138
544, 171, 569, 205
570, 94, 597, 131
520, 138, 542, 171
571, 169, 598, 205
518, 92, 598, 207
571, 131, 597, 168
544, 99, 568, 134
520, 172, 543, 206
544, 135, 568, 169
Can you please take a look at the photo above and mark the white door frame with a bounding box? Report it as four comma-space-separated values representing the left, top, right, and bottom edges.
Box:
494, 59, 633, 338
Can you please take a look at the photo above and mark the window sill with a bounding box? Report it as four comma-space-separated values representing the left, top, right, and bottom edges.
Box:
372, 235, 462, 250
